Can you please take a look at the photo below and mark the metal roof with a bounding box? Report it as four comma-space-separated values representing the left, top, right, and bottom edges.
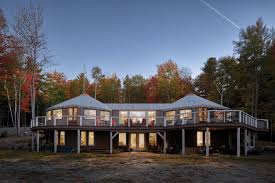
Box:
46, 93, 229, 111
47, 94, 111, 111
106, 103, 171, 110
170, 94, 229, 110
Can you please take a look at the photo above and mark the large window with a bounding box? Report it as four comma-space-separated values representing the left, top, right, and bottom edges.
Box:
130, 111, 146, 125
84, 109, 96, 119
100, 111, 110, 121
199, 108, 207, 122
197, 131, 203, 146
46, 111, 51, 120
119, 133, 126, 146
68, 107, 78, 121
119, 111, 128, 125
165, 111, 175, 121
88, 131, 94, 146
148, 133, 157, 146
214, 111, 224, 121
180, 109, 192, 120
147, 111, 156, 126
53, 109, 62, 119
59, 131, 65, 146
81, 131, 87, 146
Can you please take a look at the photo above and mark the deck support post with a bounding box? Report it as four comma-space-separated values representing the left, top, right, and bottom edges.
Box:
77, 129, 80, 154
253, 131, 256, 147
54, 129, 58, 153
36, 130, 40, 152
164, 131, 167, 154
31, 132, 34, 151
181, 129, 185, 155
205, 128, 210, 156
244, 129, 248, 157
237, 127, 240, 157
110, 131, 113, 154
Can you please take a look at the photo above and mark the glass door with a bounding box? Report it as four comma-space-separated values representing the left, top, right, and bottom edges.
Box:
139, 133, 145, 149
130, 133, 137, 149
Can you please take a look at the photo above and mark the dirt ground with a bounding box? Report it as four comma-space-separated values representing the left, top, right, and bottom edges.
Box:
0, 150, 274, 183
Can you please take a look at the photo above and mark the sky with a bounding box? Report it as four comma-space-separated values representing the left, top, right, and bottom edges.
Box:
1, 0, 275, 80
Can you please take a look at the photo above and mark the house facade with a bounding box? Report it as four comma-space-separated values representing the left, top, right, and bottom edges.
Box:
31, 93, 269, 156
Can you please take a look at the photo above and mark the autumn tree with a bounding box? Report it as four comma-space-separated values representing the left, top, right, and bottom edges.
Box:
122, 74, 146, 103
97, 74, 121, 103
155, 60, 192, 103
13, 3, 48, 122
0, 8, 31, 134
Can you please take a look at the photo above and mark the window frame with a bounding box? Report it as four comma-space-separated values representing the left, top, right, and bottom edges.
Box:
165, 111, 175, 121
118, 133, 127, 146
46, 111, 52, 120
197, 131, 203, 147
68, 107, 78, 121
148, 133, 157, 146
53, 109, 62, 120
81, 131, 87, 146
88, 131, 94, 146
84, 109, 96, 120
59, 131, 65, 146
180, 109, 192, 120
100, 111, 110, 121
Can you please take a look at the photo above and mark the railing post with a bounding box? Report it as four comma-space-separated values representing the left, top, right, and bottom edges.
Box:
267, 120, 269, 129
66, 116, 69, 126
207, 111, 210, 123
239, 111, 242, 123
164, 117, 167, 127
110, 117, 112, 127
224, 111, 226, 123
44, 117, 46, 126
35, 117, 38, 126
80, 116, 82, 126
54, 117, 56, 126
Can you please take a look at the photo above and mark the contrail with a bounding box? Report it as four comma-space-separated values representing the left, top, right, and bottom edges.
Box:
199, 0, 241, 30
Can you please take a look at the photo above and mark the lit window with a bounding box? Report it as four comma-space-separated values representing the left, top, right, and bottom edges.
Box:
118, 133, 126, 146
53, 109, 62, 119
165, 111, 175, 121
130, 111, 146, 124
214, 111, 224, 121
100, 111, 110, 121
59, 131, 65, 146
149, 133, 157, 146
199, 108, 207, 122
197, 131, 203, 146
88, 131, 94, 146
84, 109, 96, 119
180, 109, 192, 120
205, 131, 211, 146
81, 131, 87, 146
46, 111, 51, 120
147, 111, 156, 125
68, 107, 78, 120
119, 111, 128, 125
119, 133, 126, 146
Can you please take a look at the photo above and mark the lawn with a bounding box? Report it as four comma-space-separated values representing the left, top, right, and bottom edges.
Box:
0, 150, 274, 183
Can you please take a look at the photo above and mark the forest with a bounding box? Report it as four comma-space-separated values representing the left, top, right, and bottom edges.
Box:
0, 5, 274, 140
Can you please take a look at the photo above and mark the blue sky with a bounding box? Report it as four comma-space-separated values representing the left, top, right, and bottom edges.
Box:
1, 0, 275, 80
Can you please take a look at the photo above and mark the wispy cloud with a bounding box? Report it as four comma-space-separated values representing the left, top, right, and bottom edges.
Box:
199, 0, 241, 30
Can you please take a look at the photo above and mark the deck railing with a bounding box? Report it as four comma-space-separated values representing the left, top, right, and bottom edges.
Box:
207, 110, 269, 129
31, 110, 269, 130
